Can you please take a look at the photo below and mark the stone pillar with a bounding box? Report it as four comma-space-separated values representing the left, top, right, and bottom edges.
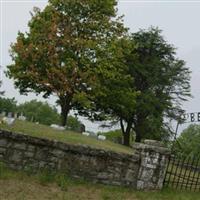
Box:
134, 140, 170, 190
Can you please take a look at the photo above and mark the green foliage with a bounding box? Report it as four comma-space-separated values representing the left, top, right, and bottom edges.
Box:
101, 129, 135, 146
128, 27, 191, 142
78, 37, 138, 146
37, 169, 56, 185
66, 115, 82, 132
7, 0, 126, 126
92, 27, 191, 144
0, 97, 17, 113
0, 162, 6, 179
0, 81, 4, 97
100, 130, 122, 144
173, 124, 200, 157
17, 100, 60, 125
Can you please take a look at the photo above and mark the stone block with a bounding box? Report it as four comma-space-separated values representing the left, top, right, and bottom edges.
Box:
13, 142, 27, 150
39, 161, 48, 169
8, 163, 23, 170
0, 147, 6, 154
137, 180, 144, 190
112, 181, 122, 186
0, 139, 7, 147
24, 159, 39, 169
9, 150, 23, 163
27, 145, 36, 152
35, 148, 49, 160
125, 169, 135, 181
47, 162, 56, 169
140, 168, 154, 180
97, 172, 110, 180
144, 140, 165, 147
24, 151, 35, 158
51, 149, 65, 158
146, 163, 157, 169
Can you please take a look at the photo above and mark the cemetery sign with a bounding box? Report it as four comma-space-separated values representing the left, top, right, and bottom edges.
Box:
181, 112, 200, 123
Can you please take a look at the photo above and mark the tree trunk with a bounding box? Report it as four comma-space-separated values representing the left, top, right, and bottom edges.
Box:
123, 131, 130, 146
60, 96, 72, 126
120, 118, 132, 146
61, 106, 70, 126
134, 117, 145, 143
135, 130, 141, 142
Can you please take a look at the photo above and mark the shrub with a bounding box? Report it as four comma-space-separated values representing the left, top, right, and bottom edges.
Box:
100, 129, 135, 145
66, 116, 84, 132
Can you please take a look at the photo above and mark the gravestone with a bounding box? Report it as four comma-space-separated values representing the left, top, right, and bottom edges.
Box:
14, 113, 18, 119
7, 112, 13, 118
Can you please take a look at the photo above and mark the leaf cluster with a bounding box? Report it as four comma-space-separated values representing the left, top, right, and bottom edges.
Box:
174, 124, 200, 157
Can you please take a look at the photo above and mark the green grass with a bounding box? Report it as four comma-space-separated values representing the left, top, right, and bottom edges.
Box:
0, 119, 133, 154
0, 162, 199, 200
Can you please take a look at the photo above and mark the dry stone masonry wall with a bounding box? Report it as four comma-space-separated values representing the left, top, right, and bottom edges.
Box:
0, 130, 170, 190
0, 130, 139, 187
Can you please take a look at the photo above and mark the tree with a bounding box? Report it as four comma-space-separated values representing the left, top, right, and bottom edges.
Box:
0, 97, 17, 113
7, 0, 125, 126
174, 124, 200, 157
0, 79, 4, 97
127, 28, 191, 142
17, 100, 60, 125
76, 37, 138, 146
90, 27, 191, 146
122, 27, 191, 143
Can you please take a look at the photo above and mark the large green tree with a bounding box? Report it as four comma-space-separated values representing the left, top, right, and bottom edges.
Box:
127, 28, 191, 142
7, 0, 125, 126
90, 28, 191, 145
75, 37, 138, 146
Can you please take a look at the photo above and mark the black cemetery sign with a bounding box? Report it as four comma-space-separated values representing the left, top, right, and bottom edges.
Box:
173, 112, 200, 141
181, 112, 200, 123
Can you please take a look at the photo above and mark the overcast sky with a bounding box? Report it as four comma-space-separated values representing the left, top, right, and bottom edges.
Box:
1, 0, 200, 132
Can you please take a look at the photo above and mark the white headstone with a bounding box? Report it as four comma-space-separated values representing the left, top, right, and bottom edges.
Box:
2, 117, 15, 125
18, 116, 26, 121
98, 135, 106, 141
82, 132, 90, 136
50, 124, 65, 131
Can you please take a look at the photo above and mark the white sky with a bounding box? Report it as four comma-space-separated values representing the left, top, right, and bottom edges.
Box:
1, 0, 200, 132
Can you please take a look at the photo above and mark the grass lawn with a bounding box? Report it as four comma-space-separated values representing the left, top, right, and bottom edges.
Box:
0, 162, 199, 200
0, 119, 133, 154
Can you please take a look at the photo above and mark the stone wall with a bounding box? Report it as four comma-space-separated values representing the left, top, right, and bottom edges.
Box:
0, 130, 140, 187
0, 130, 170, 190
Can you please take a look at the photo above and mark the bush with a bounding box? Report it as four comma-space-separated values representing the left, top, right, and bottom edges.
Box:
66, 116, 84, 132
99, 130, 122, 144
100, 129, 135, 145
173, 124, 200, 157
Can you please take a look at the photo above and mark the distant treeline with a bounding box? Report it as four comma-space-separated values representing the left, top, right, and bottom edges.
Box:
0, 97, 82, 131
